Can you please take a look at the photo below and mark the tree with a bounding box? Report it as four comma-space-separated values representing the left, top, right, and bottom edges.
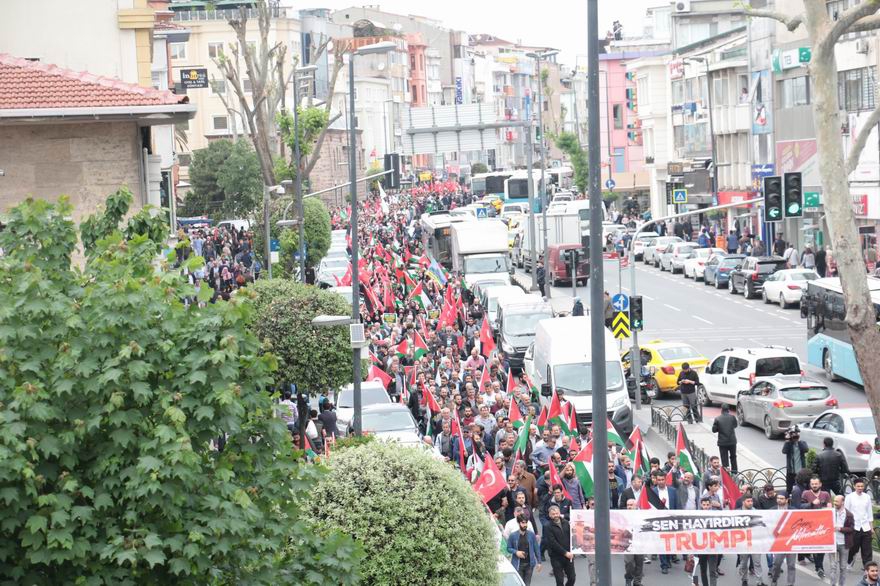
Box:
306, 442, 499, 586
555, 131, 588, 194
184, 139, 263, 219
249, 279, 352, 396
471, 162, 489, 175
0, 193, 360, 584
279, 197, 332, 270
747, 2, 880, 433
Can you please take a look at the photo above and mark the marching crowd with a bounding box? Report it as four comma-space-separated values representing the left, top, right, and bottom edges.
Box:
284, 186, 878, 586
173, 223, 261, 302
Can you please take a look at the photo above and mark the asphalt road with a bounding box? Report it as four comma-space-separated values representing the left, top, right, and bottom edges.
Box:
515, 257, 869, 471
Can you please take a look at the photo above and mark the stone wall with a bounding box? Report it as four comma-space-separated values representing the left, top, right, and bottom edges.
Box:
0, 121, 144, 222
308, 127, 366, 209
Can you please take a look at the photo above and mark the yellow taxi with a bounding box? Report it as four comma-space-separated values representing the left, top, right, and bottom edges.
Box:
622, 340, 709, 394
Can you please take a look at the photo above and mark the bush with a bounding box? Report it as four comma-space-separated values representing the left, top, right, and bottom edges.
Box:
471, 162, 489, 175
307, 442, 499, 586
279, 197, 332, 269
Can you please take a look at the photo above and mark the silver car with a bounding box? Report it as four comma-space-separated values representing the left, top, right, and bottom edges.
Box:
735, 376, 835, 439
644, 236, 683, 267
660, 242, 699, 273
799, 407, 877, 472
334, 381, 391, 436
357, 403, 423, 448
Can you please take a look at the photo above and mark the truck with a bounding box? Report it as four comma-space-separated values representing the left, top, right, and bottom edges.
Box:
449, 220, 512, 288
512, 213, 582, 271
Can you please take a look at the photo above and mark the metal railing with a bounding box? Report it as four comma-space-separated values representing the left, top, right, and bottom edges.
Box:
651, 404, 709, 473
172, 7, 285, 21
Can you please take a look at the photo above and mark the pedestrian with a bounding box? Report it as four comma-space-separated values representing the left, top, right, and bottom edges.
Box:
317, 401, 338, 439
845, 478, 874, 569
603, 291, 613, 329
769, 492, 797, 586
816, 246, 828, 277
651, 469, 679, 574
783, 243, 800, 268
858, 560, 880, 586
781, 427, 808, 494
727, 230, 739, 254
737, 494, 765, 585
507, 514, 541, 585
623, 498, 645, 586
829, 494, 854, 586
801, 475, 831, 577
697, 497, 721, 585
571, 296, 585, 316
801, 246, 816, 270
543, 504, 576, 586
712, 404, 738, 473
677, 362, 702, 423
536, 258, 546, 298
813, 436, 849, 494
774, 234, 787, 257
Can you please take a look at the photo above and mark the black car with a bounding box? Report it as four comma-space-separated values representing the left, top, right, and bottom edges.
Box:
728, 256, 787, 299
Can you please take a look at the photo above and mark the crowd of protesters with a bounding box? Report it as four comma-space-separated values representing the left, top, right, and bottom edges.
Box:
173, 223, 261, 303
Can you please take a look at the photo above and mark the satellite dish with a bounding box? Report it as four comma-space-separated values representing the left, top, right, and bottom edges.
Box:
377, 62, 386, 71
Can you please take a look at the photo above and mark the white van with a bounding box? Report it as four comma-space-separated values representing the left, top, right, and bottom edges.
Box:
479, 285, 527, 330
524, 316, 632, 436
217, 219, 251, 232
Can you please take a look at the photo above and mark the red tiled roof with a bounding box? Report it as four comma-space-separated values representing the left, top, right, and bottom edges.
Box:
0, 53, 189, 110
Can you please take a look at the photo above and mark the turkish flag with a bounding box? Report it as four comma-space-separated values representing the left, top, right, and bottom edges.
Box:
473, 452, 507, 504
479, 318, 495, 358
366, 365, 392, 389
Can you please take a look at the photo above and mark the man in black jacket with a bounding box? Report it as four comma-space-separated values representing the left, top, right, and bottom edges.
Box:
813, 436, 849, 494
712, 404, 738, 473
782, 427, 808, 494
543, 505, 576, 586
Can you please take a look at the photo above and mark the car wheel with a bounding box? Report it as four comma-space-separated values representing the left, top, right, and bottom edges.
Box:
715, 276, 724, 289
736, 403, 746, 427
698, 385, 713, 407
764, 416, 779, 439
683, 268, 690, 279
762, 289, 771, 304
729, 279, 737, 294
823, 349, 840, 382
654, 259, 660, 268
745, 283, 754, 299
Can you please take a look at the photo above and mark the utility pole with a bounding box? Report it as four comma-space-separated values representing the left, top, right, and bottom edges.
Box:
526, 126, 538, 292
293, 69, 306, 283
587, 2, 611, 584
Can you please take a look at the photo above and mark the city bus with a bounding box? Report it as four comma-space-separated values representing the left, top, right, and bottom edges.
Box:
420, 211, 472, 268
471, 171, 512, 198
801, 276, 880, 385
503, 170, 541, 205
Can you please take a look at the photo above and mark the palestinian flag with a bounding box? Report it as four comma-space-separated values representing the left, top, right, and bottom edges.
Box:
536, 405, 548, 433
403, 271, 417, 292
509, 398, 524, 429
549, 460, 573, 501
369, 349, 381, 365
675, 423, 700, 481
631, 438, 650, 477
566, 403, 579, 437
512, 415, 531, 458
413, 331, 429, 359
302, 435, 318, 459
524, 373, 540, 403
451, 414, 469, 477
570, 437, 580, 454
572, 440, 595, 499
409, 282, 432, 309
548, 390, 571, 436
425, 388, 441, 437
393, 338, 410, 359
605, 418, 625, 448
506, 368, 517, 396
637, 485, 656, 510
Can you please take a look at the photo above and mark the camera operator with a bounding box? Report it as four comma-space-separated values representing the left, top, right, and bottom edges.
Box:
782, 426, 808, 495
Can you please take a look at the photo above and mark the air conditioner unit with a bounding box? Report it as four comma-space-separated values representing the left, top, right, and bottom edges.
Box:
675, 0, 691, 12
855, 39, 870, 54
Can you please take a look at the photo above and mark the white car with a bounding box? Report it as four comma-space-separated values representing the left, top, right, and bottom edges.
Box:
683, 248, 726, 280
323, 246, 349, 261
547, 201, 569, 215
552, 191, 574, 202
317, 257, 350, 287
334, 381, 391, 436
632, 232, 659, 261
502, 203, 529, 217
700, 346, 803, 407
357, 404, 423, 448
644, 236, 683, 266
761, 269, 820, 308
801, 408, 876, 472
330, 229, 347, 244
660, 242, 700, 273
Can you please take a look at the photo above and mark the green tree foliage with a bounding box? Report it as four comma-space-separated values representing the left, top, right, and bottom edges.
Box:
0, 195, 361, 585
470, 162, 489, 175
307, 442, 499, 586
279, 198, 331, 270
276, 107, 331, 181
554, 131, 589, 194
249, 279, 352, 395
184, 139, 263, 220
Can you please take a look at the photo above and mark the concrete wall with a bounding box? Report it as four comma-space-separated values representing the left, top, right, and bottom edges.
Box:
0, 122, 144, 222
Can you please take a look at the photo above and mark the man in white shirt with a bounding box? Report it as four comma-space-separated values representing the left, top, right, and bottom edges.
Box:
830, 494, 853, 586
676, 472, 700, 511
845, 478, 874, 568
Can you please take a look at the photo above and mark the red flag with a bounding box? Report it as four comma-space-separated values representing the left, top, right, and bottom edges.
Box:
549, 460, 573, 501
536, 405, 548, 431
569, 437, 580, 454
506, 368, 517, 396
479, 318, 495, 358
473, 453, 507, 504
665, 469, 674, 487
340, 263, 352, 286
508, 397, 523, 429
637, 485, 655, 510
366, 365, 392, 389
720, 467, 742, 510
383, 282, 394, 312
477, 367, 490, 394
425, 388, 442, 413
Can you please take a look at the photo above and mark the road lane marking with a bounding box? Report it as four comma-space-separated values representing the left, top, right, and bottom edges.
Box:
663, 304, 681, 312
694, 316, 713, 325
643, 294, 655, 301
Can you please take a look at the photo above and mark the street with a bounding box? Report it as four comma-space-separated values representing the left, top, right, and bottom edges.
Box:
517, 257, 869, 471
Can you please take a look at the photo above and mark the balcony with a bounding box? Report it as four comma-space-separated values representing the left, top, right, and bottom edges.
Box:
713, 103, 750, 134
173, 6, 286, 21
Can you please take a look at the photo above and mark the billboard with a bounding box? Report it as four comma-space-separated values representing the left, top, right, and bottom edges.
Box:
401, 103, 500, 156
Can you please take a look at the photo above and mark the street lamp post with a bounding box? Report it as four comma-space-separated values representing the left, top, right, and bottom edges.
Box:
347, 40, 397, 436
293, 64, 318, 283
686, 57, 718, 208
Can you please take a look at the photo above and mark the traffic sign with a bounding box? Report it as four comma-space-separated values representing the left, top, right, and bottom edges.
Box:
475, 207, 488, 219
672, 189, 688, 204
612, 311, 631, 339
611, 293, 630, 312
605, 178, 616, 191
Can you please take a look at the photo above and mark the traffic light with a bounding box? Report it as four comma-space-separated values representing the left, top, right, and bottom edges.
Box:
783, 172, 803, 218
630, 295, 643, 331
383, 153, 401, 189
763, 175, 783, 222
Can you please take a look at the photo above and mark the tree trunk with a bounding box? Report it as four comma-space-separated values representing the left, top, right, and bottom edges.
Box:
806, 4, 880, 434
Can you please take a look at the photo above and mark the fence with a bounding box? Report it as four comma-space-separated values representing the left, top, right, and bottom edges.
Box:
172, 7, 286, 21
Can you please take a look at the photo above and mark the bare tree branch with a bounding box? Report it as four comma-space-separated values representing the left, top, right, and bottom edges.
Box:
827, 0, 880, 46
303, 112, 342, 178
846, 105, 880, 174
743, 7, 804, 32
850, 12, 880, 32
302, 41, 350, 181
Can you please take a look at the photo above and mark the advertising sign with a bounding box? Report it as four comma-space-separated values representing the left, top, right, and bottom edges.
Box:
776, 139, 820, 188
569, 509, 835, 555
751, 70, 773, 135
179, 68, 209, 89
454, 77, 463, 105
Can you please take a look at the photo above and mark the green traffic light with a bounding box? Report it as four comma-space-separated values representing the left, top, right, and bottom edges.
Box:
769, 209, 781, 219
788, 203, 801, 214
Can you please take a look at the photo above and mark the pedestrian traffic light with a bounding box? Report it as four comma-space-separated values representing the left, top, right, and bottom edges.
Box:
630, 295, 643, 331
763, 175, 783, 222
783, 172, 803, 218
383, 153, 401, 189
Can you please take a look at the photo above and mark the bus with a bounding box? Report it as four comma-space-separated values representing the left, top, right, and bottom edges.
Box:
547, 166, 574, 192
503, 170, 542, 204
420, 211, 472, 268
801, 276, 880, 384
471, 171, 512, 197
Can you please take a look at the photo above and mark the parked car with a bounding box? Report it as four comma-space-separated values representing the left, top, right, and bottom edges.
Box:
703, 254, 746, 289
621, 341, 708, 395
683, 248, 726, 280
502, 203, 529, 218
800, 408, 876, 472
659, 242, 699, 273
761, 268, 820, 308
316, 257, 350, 287
700, 346, 803, 406
334, 381, 392, 436
547, 243, 589, 286
323, 246, 349, 261
736, 375, 836, 439
728, 256, 787, 298
632, 232, 659, 261
552, 191, 574, 202
644, 236, 683, 267
547, 201, 569, 215
354, 404, 423, 448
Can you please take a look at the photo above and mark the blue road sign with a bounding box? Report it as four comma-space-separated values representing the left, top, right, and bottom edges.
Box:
605, 178, 616, 190
475, 207, 488, 219
612, 293, 629, 312
672, 189, 688, 204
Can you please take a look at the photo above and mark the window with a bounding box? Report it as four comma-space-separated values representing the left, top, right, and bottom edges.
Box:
612, 104, 623, 129
210, 79, 226, 95
779, 76, 811, 108
708, 356, 726, 375
713, 77, 728, 106
838, 67, 877, 111
178, 153, 192, 167
725, 357, 749, 374
613, 147, 625, 172
170, 42, 187, 60
208, 42, 223, 59
672, 80, 684, 104
410, 54, 416, 69
212, 115, 229, 131
412, 86, 417, 102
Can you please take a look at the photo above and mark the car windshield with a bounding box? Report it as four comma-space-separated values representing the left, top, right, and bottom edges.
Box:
789, 272, 819, 281
657, 345, 701, 361
780, 386, 830, 401
720, 258, 743, 268
553, 362, 624, 395
504, 312, 553, 337
755, 356, 801, 377
321, 259, 349, 269
464, 256, 509, 274
852, 417, 876, 435
361, 410, 416, 432
757, 262, 786, 273
695, 249, 715, 258
337, 388, 389, 409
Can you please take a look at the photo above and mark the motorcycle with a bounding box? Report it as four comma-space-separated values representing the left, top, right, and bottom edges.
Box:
626, 365, 657, 405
